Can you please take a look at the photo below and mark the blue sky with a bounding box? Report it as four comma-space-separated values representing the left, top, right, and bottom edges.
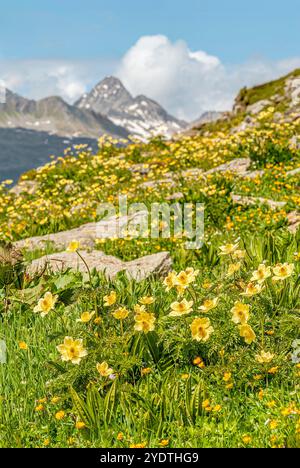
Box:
1, 0, 299, 62
0, 0, 300, 119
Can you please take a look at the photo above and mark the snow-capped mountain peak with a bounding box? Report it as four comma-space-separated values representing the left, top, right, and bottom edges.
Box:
76, 76, 187, 139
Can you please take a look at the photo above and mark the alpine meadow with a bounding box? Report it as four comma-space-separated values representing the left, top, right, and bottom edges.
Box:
0, 67, 300, 450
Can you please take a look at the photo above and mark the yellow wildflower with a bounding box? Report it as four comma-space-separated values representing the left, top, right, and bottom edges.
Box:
96, 361, 113, 377
272, 263, 294, 281
239, 324, 256, 344
169, 299, 193, 317
198, 297, 219, 313
231, 302, 250, 324
191, 317, 214, 342
56, 337, 88, 365
34, 292, 58, 317
104, 291, 117, 306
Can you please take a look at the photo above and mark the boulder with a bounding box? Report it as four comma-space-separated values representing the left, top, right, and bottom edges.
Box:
204, 158, 251, 176
27, 250, 172, 281
14, 211, 149, 251
10, 180, 39, 196
286, 166, 300, 177
231, 194, 287, 210
287, 211, 300, 234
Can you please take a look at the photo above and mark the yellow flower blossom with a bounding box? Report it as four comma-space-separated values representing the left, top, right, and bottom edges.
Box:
66, 240, 80, 252
57, 337, 88, 365
240, 282, 263, 297
219, 243, 239, 256
191, 317, 214, 342
251, 264, 271, 284
134, 311, 156, 333
76, 311, 95, 323
255, 351, 275, 363
112, 307, 129, 320
170, 299, 193, 317
239, 324, 256, 344
231, 302, 250, 324
272, 263, 294, 281
104, 291, 117, 306
34, 292, 58, 317
198, 297, 219, 313
96, 361, 114, 377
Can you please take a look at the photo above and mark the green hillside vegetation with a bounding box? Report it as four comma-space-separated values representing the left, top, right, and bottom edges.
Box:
0, 73, 300, 448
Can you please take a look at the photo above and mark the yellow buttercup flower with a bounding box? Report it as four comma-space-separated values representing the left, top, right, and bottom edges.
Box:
96, 361, 113, 377
251, 264, 271, 284
104, 291, 117, 306
242, 435, 251, 445
223, 372, 232, 382
219, 243, 239, 256
175, 268, 199, 293
55, 410, 65, 421
19, 341, 28, 350
190, 317, 214, 342
139, 296, 155, 305
34, 292, 58, 317
272, 263, 294, 281
66, 240, 80, 252
231, 302, 250, 324
76, 311, 95, 323
56, 337, 88, 365
239, 324, 256, 344
112, 307, 129, 320
255, 351, 275, 363
163, 271, 178, 291
51, 396, 60, 404
134, 311, 156, 333
227, 263, 241, 277
169, 299, 193, 317
240, 282, 263, 297
198, 297, 219, 313
75, 421, 86, 430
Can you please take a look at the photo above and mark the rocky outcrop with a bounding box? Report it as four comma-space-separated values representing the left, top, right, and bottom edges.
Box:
204, 158, 251, 176
14, 212, 149, 251
231, 194, 287, 210
287, 211, 300, 233
27, 250, 172, 281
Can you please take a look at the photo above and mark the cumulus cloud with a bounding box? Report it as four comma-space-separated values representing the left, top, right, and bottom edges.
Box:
1, 35, 300, 121
116, 35, 300, 121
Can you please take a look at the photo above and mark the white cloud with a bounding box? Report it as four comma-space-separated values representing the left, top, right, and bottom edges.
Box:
116, 35, 300, 120
1, 36, 300, 121
0, 59, 118, 103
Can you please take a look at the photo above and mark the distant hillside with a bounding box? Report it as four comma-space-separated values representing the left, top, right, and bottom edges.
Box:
186, 68, 300, 135
0, 128, 97, 182
0, 90, 129, 139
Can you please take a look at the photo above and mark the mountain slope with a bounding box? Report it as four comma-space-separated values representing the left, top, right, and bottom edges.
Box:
186, 69, 300, 136
75, 76, 187, 139
0, 127, 98, 182
0, 90, 129, 139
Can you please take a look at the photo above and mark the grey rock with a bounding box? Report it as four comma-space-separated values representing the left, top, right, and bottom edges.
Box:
287, 211, 300, 233
231, 194, 286, 210
204, 158, 251, 176
27, 250, 172, 281
10, 180, 39, 196
247, 100, 272, 115
14, 212, 149, 251
286, 166, 300, 177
